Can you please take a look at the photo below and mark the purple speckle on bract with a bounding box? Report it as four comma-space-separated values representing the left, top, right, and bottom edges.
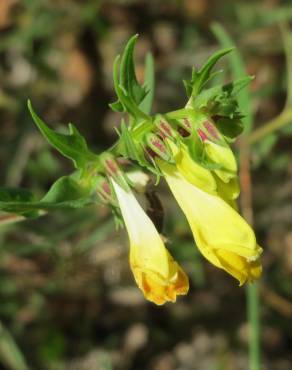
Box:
197, 128, 207, 141
203, 121, 219, 140
106, 159, 118, 175
159, 121, 172, 138
102, 181, 111, 195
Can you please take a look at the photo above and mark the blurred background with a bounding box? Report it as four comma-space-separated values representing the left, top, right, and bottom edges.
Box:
1, 0, 292, 369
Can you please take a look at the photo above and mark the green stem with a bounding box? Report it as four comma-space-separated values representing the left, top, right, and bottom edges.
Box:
248, 108, 292, 143
247, 282, 261, 370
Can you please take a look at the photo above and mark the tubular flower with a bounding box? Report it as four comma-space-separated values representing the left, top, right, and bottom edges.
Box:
111, 179, 189, 305
157, 161, 262, 285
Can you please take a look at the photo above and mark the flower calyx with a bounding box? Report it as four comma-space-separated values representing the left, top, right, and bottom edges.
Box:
100, 153, 130, 191
96, 177, 117, 206
154, 116, 178, 140
145, 133, 173, 162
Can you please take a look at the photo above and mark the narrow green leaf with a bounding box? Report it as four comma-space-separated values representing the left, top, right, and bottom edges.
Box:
280, 21, 292, 108
0, 187, 37, 218
110, 38, 149, 120
120, 122, 145, 166
0, 321, 29, 370
28, 100, 98, 169
139, 53, 155, 114
120, 34, 148, 105
41, 176, 90, 203
194, 76, 254, 109
110, 55, 148, 120
109, 100, 124, 113
184, 133, 204, 163
0, 187, 35, 203
189, 47, 234, 97
0, 176, 95, 215
196, 48, 233, 91
215, 117, 244, 138
211, 23, 254, 133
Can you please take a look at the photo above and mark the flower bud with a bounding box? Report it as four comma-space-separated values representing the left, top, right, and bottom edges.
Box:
186, 116, 238, 183
145, 133, 172, 162
202, 120, 221, 141
96, 177, 115, 204
100, 153, 129, 190
101, 153, 120, 177
177, 118, 192, 135
155, 118, 177, 140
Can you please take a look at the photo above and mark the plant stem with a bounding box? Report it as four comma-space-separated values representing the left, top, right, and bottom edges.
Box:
248, 108, 292, 143
247, 282, 261, 370
239, 141, 261, 370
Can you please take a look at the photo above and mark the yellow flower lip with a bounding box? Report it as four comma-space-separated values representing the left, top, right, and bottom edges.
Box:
130, 255, 189, 305
158, 162, 262, 285
112, 179, 189, 305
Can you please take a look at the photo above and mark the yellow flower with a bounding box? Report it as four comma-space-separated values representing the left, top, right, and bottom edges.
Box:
112, 179, 189, 305
158, 162, 262, 285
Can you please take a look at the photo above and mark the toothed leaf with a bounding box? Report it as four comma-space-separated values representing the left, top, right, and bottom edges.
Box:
28, 101, 98, 170
186, 48, 234, 98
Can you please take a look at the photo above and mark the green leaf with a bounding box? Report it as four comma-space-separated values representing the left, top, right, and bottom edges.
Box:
0, 187, 35, 203
0, 176, 95, 216
194, 76, 254, 109
120, 34, 148, 106
119, 121, 146, 166
28, 100, 98, 170
41, 176, 90, 203
187, 47, 234, 98
0, 187, 37, 218
215, 117, 244, 138
192, 76, 252, 140
109, 100, 124, 113
211, 23, 254, 134
118, 122, 162, 177
0, 321, 29, 370
139, 53, 155, 114
184, 132, 204, 163
110, 37, 149, 121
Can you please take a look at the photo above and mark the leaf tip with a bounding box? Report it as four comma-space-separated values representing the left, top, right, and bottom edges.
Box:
27, 99, 33, 113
